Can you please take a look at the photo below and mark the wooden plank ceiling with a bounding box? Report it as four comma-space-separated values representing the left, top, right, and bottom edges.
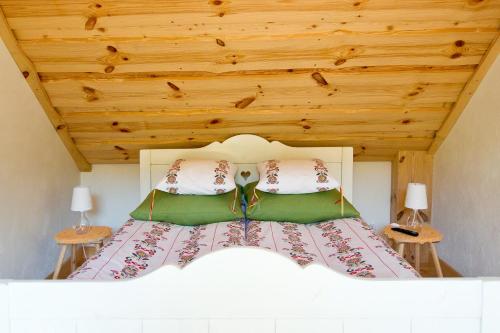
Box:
1, 0, 499, 169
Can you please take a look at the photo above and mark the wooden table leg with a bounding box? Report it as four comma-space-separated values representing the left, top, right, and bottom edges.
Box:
53, 244, 67, 280
387, 238, 394, 249
430, 243, 443, 277
397, 243, 405, 257
71, 245, 77, 272
415, 244, 421, 273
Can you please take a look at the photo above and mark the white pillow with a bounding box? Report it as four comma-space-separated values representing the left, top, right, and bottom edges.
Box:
256, 159, 340, 194
155, 159, 236, 195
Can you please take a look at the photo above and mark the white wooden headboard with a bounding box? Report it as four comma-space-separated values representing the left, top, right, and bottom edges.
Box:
140, 134, 353, 201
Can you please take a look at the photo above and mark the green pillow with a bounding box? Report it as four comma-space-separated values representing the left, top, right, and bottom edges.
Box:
244, 181, 359, 223
130, 189, 244, 226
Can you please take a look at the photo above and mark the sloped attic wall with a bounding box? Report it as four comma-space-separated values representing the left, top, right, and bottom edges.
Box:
433, 57, 500, 276
0, 40, 79, 278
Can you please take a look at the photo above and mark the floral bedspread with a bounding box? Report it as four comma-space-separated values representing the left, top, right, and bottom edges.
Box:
69, 218, 418, 280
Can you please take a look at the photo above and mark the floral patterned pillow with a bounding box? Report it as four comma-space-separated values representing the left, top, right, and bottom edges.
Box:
155, 159, 237, 195
255, 159, 340, 194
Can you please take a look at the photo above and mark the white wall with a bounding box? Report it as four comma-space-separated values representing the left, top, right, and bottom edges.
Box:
0, 40, 80, 279
81, 162, 392, 231
353, 162, 392, 231
81, 165, 140, 229
433, 57, 500, 277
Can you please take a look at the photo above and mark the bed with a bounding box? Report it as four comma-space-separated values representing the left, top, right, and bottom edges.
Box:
1, 135, 497, 333
69, 219, 418, 280
70, 133, 416, 281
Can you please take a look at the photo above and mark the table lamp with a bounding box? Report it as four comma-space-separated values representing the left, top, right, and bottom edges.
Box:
405, 183, 427, 230
71, 186, 92, 234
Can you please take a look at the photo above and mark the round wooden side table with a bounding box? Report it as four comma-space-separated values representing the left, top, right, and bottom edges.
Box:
383, 224, 444, 277
53, 226, 112, 279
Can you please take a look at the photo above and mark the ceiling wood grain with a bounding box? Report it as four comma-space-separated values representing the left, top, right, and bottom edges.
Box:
0, 0, 499, 165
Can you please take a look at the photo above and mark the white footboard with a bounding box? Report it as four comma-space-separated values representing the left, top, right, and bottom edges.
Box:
1, 248, 499, 333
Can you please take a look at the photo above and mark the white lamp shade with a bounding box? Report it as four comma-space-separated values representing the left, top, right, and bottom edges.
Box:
404, 183, 428, 210
71, 186, 92, 212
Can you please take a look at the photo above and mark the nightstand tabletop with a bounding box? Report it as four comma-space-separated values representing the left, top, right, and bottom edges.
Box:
383, 223, 443, 245
54, 226, 112, 245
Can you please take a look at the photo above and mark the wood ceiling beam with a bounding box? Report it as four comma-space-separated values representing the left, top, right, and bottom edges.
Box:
74, 135, 434, 151
19, 33, 493, 74
0, 7, 91, 171
72, 133, 418, 164
8, 16, 499, 41
39, 69, 470, 110
1, 0, 498, 17
63, 111, 443, 135
428, 34, 500, 154
38, 65, 476, 80
60, 106, 449, 122
61, 107, 448, 138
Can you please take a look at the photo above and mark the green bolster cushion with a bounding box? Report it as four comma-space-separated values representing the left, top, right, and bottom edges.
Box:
130, 189, 244, 226
244, 181, 360, 223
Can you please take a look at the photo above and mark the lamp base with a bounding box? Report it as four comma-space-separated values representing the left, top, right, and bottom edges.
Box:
407, 209, 425, 232
74, 225, 91, 234
74, 212, 91, 234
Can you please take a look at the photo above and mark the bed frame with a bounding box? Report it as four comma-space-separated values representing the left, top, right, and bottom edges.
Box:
139, 134, 353, 201
1, 135, 499, 333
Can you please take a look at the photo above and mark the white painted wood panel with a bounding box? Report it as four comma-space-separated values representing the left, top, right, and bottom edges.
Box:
2, 248, 496, 333
275, 319, 343, 333
6, 249, 482, 320
481, 280, 500, 333
0, 283, 9, 333
412, 318, 480, 333
209, 319, 275, 333
143, 319, 208, 333
140, 134, 353, 201
76, 319, 142, 333
344, 318, 410, 333
10, 320, 75, 333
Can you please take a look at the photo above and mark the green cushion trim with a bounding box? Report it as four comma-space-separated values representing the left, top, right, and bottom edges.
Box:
244, 181, 360, 223
130, 189, 244, 226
